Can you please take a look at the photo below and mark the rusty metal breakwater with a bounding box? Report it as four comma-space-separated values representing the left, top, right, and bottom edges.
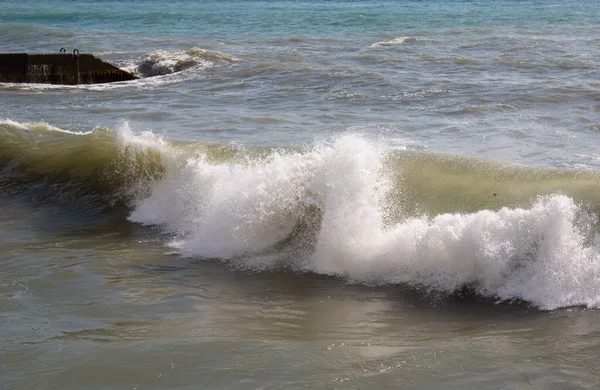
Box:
0, 50, 138, 85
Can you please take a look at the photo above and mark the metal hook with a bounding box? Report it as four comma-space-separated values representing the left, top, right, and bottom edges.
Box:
59, 47, 66, 53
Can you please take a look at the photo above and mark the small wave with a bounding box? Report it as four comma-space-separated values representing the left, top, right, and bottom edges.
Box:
370, 37, 410, 48
127, 48, 238, 77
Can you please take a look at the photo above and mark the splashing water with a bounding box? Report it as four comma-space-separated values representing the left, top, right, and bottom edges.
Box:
126, 133, 600, 310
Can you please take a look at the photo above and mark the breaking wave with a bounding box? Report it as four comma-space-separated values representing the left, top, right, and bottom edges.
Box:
126, 48, 238, 77
3, 119, 600, 310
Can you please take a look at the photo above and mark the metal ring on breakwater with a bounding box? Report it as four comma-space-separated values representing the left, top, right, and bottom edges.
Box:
59, 48, 66, 53
73, 49, 79, 57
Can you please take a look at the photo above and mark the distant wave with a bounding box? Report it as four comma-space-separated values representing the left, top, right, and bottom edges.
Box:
126, 48, 238, 77
370, 37, 411, 48
4, 119, 600, 310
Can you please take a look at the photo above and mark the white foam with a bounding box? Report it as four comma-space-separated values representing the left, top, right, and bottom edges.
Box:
129, 139, 330, 258
370, 37, 410, 48
126, 132, 600, 310
115, 121, 167, 150
0, 119, 93, 135
315, 194, 600, 310
0, 118, 29, 130
126, 48, 238, 77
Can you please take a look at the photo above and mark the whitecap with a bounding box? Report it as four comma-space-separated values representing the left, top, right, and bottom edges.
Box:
370, 37, 410, 48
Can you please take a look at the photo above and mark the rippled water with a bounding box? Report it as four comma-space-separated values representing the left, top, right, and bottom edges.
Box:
2, 0, 600, 388
2, 0, 600, 166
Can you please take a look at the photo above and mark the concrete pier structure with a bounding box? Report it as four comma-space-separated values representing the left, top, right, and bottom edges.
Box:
0, 51, 137, 84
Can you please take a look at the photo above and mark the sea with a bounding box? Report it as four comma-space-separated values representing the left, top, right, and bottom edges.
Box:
1, 0, 600, 388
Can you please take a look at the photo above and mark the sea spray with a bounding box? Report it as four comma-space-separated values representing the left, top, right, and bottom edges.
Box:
311, 193, 600, 310
124, 132, 600, 309
129, 137, 331, 258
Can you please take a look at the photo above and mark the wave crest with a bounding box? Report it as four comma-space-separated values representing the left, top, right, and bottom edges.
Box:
0, 120, 173, 206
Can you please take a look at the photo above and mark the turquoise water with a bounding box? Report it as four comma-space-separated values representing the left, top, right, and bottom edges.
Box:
4, 1, 600, 35
2, 1, 600, 388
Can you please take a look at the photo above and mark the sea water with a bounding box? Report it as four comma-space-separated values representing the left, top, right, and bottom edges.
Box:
2, 1, 600, 388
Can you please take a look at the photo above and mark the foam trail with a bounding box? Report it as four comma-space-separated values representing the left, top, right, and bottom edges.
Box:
126, 133, 600, 310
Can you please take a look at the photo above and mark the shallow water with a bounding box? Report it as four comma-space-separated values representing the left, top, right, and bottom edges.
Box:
2, 0, 600, 388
